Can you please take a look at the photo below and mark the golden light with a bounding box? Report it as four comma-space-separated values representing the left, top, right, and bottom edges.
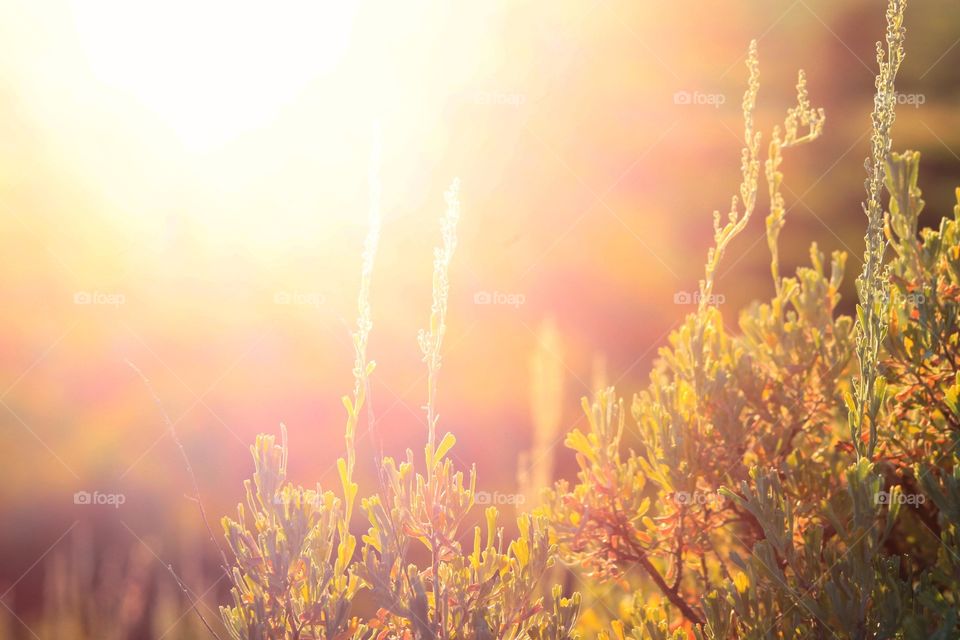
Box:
69, 0, 359, 149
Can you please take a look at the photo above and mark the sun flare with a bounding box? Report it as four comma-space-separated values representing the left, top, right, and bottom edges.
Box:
69, 0, 358, 149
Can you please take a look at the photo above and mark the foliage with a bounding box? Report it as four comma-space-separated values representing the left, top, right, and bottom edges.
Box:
544, 32, 845, 633
544, 0, 960, 637
214, 0, 960, 638
219, 178, 581, 639
848, 0, 907, 459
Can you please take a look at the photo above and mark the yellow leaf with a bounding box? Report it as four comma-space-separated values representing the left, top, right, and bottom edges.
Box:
337, 458, 350, 489
471, 527, 481, 568
511, 538, 530, 567
434, 432, 456, 462
362, 533, 381, 552
734, 571, 750, 592
610, 621, 626, 640
565, 430, 596, 463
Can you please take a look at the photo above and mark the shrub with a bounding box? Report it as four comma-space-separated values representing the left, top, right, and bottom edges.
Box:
215, 0, 960, 637
218, 177, 580, 639
545, 0, 960, 638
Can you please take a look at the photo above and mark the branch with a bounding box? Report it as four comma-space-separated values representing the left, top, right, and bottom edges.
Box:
127, 361, 231, 580
636, 553, 704, 626
611, 506, 704, 626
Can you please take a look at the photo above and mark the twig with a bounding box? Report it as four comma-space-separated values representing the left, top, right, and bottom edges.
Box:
127, 361, 231, 580
163, 562, 225, 640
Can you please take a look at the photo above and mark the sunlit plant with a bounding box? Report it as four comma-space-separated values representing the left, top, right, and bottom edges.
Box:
214, 0, 960, 638
544, 0, 959, 637
219, 171, 581, 639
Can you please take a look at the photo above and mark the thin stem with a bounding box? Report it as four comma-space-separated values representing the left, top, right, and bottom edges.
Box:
418, 178, 461, 477
127, 361, 231, 581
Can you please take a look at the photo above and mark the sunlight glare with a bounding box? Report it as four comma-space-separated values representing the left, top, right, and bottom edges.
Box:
69, 0, 358, 149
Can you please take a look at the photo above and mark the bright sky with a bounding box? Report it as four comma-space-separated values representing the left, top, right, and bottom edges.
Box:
0, 1, 505, 253
69, 0, 359, 149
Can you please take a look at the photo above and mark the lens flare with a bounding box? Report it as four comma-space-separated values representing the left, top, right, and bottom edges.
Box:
69, 0, 358, 149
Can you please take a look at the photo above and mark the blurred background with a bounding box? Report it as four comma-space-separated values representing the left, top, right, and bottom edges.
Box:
1, 0, 960, 637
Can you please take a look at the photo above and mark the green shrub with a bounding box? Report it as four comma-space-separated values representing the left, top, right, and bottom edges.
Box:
545, 0, 960, 638
219, 179, 580, 639
217, 0, 960, 637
